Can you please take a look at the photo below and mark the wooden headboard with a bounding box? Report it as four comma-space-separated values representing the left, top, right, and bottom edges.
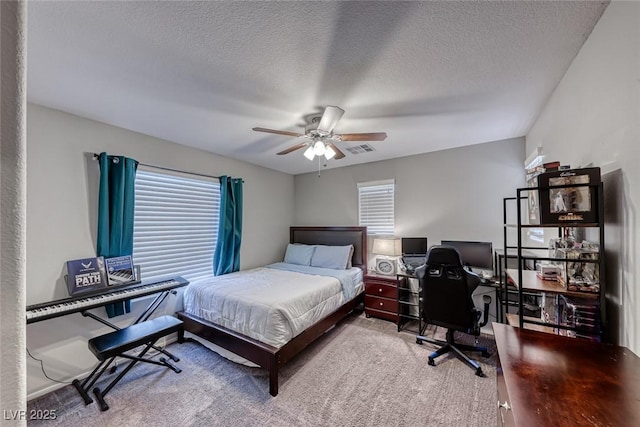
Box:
290, 226, 367, 271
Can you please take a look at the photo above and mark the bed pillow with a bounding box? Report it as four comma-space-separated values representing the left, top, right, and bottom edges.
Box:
283, 244, 315, 266
346, 245, 354, 268
310, 245, 354, 270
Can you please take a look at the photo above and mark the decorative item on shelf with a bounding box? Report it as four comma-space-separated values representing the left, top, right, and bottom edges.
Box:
372, 237, 401, 275
557, 295, 601, 340
556, 246, 600, 293
549, 235, 575, 256
529, 167, 601, 224
540, 292, 556, 324
549, 236, 600, 293
536, 265, 560, 281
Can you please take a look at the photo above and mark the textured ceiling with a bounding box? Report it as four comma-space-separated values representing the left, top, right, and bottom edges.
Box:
27, 1, 608, 175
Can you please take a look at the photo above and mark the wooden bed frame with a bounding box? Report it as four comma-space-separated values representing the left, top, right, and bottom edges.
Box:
176, 226, 367, 396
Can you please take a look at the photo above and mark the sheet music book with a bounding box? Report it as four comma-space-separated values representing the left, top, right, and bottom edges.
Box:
66, 256, 108, 296
105, 255, 136, 286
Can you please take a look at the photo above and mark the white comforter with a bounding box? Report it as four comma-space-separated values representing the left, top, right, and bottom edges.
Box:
183, 266, 359, 348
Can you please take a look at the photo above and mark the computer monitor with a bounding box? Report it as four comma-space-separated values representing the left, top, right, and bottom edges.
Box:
440, 240, 493, 272
401, 237, 428, 273
401, 237, 428, 256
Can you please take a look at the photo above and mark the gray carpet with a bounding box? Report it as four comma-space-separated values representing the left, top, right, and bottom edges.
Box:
28, 313, 497, 426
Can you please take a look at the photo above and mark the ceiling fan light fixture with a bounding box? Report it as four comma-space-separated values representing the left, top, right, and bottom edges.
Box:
303, 146, 316, 161
324, 145, 336, 160
313, 141, 326, 156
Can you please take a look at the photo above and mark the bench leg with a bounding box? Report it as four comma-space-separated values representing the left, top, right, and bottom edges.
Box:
72, 379, 94, 405
159, 357, 182, 373
93, 342, 155, 411
154, 345, 180, 363
72, 357, 118, 405
92, 338, 183, 411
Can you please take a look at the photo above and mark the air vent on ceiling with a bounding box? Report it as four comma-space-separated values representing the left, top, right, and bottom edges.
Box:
344, 144, 376, 155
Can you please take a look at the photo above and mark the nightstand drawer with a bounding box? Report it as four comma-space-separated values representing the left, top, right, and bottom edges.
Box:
365, 282, 398, 299
365, 295, 398, 314
365, 307, 398, 323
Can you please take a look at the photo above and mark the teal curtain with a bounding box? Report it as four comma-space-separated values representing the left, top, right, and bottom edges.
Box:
97, 152, 139, 317
213, 176, 243, 275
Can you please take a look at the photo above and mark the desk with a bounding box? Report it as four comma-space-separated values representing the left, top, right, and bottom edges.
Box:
396, 272, 500, 334
494, 322, 640, 426
476, 277, 501, 324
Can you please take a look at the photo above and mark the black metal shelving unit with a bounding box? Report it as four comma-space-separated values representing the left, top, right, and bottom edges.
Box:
396, 273, 424, 334
501, 181, 606, 341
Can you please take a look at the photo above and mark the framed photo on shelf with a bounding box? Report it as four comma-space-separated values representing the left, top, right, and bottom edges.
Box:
532, 167, 601, 224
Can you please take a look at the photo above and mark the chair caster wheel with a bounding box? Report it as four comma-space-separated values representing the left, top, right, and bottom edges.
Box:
416, 338, 423, 345
428, 358, 435, 366
482, 351, 490, 358
475, 368, 485, 377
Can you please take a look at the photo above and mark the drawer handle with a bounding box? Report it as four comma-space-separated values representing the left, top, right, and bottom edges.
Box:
379, 288, 383, 293
379, 302, 384, 306
498, 401, 511, 412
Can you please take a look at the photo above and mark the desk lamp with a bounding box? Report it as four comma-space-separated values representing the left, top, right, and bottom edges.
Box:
372, 238, 401, 275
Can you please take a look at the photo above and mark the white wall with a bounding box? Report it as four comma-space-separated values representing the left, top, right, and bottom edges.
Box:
25, 104, 294, 398
1, 0, 27, 420
526, 1, 640, 352
295, 137, 525, 253
294, 137, 526, 328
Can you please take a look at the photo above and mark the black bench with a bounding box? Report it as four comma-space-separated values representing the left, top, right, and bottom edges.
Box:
73, 315, 183, 411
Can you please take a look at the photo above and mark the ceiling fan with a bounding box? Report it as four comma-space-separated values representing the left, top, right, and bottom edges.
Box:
252, 106, 387, 161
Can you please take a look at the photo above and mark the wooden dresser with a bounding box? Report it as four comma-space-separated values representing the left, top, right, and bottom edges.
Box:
363, 273, 399, 323
493, 322, 640, 427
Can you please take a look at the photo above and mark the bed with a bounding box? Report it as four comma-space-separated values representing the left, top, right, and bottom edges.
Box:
176, 226, 367, 396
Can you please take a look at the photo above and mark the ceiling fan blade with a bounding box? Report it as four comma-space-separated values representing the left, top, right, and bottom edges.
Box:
317, 106, 345, 134
253, 127, 304, 137
338, 132, 387, 142
277, 143, 308, 155
326, 142, 345, 159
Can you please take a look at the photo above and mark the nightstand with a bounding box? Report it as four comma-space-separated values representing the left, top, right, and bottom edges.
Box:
364, 273, 401, 323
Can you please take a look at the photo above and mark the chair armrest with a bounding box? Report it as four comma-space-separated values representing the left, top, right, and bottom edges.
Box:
480, 295, 492, 328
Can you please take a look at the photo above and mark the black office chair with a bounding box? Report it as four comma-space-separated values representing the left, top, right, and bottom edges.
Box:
415, 245, 491, 377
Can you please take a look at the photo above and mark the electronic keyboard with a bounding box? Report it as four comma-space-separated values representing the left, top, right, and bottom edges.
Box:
26, 276, 189, 324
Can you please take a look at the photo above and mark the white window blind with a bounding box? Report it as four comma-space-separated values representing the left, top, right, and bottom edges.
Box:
358, 179, 395, 236
133, 168, 220, 284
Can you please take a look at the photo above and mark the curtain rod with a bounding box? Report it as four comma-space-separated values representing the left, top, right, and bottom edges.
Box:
92, 153, 243, 182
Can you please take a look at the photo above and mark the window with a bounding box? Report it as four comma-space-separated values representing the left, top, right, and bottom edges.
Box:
358, 179, 395, 236
133, 168, 220, 284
